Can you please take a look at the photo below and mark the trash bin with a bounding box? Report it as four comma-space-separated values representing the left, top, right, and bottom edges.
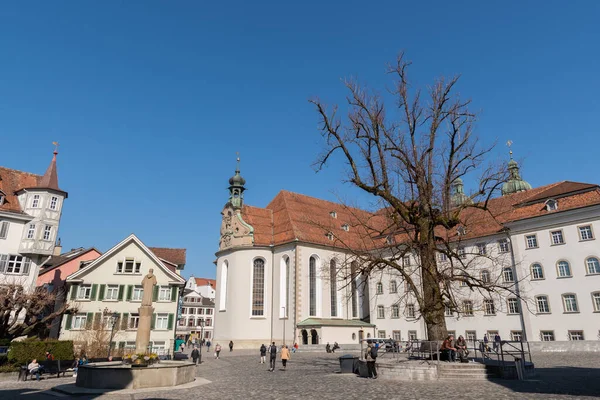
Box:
338, 354, 358, 374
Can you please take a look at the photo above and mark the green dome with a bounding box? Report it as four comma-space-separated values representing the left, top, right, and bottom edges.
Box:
451, 177, 472, 207
229, 170, 246, 187
502, 159, 531, 196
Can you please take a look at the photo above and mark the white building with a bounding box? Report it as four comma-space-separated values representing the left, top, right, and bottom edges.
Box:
59, 234, 186, 354
176, 277, 216, 342
0, 149, 67, 290
215, 159, 600, 347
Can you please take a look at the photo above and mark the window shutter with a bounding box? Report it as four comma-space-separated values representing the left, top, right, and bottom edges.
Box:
90, 284, 98, 301
86, 312, 93, 329
98, 285, 105, 301
121, 313, 129, 330
22, 258, 31, 275
118, 285, 124, 301
171, 286, 178, 302
70, 284, 79, 300
0, 221, 9, 239
65, 314, 72, 330
153, 286, 159, 302
94, 312, 102, 329
0, 254, 7, 273
126, 285, 133, 301
118, 341, 125, 349
151, 313, 156, 330
167, 313, 174, 330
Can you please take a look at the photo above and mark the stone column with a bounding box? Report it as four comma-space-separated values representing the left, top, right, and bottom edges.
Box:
135, 305, 154, 354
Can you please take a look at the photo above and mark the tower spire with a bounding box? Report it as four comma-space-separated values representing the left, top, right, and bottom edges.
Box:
502, 140, 531, 196
38, 142, 62, 192
228, 153, 246, 209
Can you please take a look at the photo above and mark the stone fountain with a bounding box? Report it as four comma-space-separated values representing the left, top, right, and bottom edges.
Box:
74, 269, 196, 390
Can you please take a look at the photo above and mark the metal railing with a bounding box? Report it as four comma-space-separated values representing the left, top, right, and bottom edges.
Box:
469, 339, 531, 367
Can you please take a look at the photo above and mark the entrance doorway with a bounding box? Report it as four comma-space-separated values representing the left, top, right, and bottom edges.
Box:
310, 329, 319, 344
301, 329, 308, 345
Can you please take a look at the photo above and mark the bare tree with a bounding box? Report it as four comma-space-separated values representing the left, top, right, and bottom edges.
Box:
310, 52, 510, 341
74, 312, 123, 358
0, 283, 75, 340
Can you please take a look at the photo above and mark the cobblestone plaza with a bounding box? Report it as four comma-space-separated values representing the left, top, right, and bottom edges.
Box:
1, 350, 599, 399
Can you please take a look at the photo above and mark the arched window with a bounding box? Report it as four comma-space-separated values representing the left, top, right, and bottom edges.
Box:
350, 261, 358, 318
480, 270, 490, 284
531, 263, 544, 280
535, 295, 550, 313
557, 261, 572, 278
376, 282, 383, 295
585, 257, 600, 275
252, 258, 265, 316
309, 256, 317, 316
502, 267, 514, 283
280, 256, 289, 318
330, 259, 337, 317
219, 260, 228, 311
389, 280, 397, 293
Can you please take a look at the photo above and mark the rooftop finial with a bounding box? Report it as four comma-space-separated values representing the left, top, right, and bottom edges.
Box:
506, 140, 513, 159
52, 141, 59, 156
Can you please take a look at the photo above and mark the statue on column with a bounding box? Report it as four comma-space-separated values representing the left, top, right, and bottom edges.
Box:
136, 268, 157, 355
141, 269, 157, 306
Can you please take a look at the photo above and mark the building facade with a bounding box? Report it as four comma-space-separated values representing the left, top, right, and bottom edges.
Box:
0, 149, 67, 291
176, 277, 216, 342
59, 234, 186, 354
215, 159, 600, 347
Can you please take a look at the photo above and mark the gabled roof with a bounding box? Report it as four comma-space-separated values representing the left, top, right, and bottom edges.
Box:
0, 167, 41, 215
194, 278, 216, 287
38, 247, 102, 277
148, 247, 186, 266
67, 234, 185, 284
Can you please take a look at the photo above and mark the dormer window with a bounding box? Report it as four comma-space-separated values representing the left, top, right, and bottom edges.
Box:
329, 211, 337, 218
326, 232, 334, 241
386, 235, 395, 245
545, 199, 558, 211
457, 226, 467, 236
341, 224, 349, 232
116, 258, 142, 274
0, 191, 5, 206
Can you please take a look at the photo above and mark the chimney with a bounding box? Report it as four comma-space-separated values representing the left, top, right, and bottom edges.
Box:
53, 238, 62, 256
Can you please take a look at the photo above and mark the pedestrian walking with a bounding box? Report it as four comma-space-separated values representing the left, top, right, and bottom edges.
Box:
191, 347, 200, 365
493, 333, 501, 352
215, 343, 222, 359
206, 340, 211, 353
260, 344, 267, 364
364, 340, 378, 379
229, 340, 234, 352
268, 342, 277, 371
281, 345, 291, 370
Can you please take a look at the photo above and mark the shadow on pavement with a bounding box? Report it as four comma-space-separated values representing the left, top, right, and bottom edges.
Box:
493, 366, 600, 397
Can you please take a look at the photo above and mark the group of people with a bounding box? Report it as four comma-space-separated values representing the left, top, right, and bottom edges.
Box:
325, 342, 340, 353
27, 351, 89, 381
259, 343, 292, 371
440, 333, 502, 362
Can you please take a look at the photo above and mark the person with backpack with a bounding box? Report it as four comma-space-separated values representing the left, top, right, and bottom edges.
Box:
214, 343, 222, 359
268, 342, 277, 372
260, 344, 267, 364
364, 340, 378, 379
191, 347, 200, 365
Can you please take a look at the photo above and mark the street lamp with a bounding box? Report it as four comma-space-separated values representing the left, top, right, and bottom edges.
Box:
198, 318, 205, 364
282, 306, 286, 346
104, 309, 120, 359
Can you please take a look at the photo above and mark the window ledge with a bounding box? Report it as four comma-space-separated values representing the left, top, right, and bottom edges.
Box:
556, 276, 573, 279
507, 313, 520, 316
76, 299, 91, 302
103, 299, 118, 302
525, 246, 539, 250
536, 312, 551, 315
585, 273, 600, 276
531, 278, 545, 281
579, 238, 595, 242
249, 316, 267, 319
563, 311, 580, 314
550, 243, 566, 246
483, 314, 496, 317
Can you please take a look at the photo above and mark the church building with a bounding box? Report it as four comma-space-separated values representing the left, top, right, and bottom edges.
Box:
215, 158, 600, 347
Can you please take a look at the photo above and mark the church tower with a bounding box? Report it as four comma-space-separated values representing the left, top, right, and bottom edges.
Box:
502, 151, 532, 196
218, 157, 254, 250
450, 177, 473, 207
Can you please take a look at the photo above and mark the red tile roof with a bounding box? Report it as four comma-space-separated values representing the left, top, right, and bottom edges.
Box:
238, 181, 600, 250
194, 278, 216, 287
149, 247, 186, 266
0, 167, 41, 214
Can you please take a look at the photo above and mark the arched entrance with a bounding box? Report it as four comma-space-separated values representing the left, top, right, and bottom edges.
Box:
301, 329, 308, 345
311, 329, 319, 345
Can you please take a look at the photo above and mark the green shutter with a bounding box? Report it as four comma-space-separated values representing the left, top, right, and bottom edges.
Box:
121, 313, 129, 330
118, 285, 124, 301
65, 314, 72, 330
167, 313, 174, 330
150, 313, 156, 330
152, 286, 159, 302
90, 284, 98, 301
86, 312, 93, 329
98, 284, 105, 301
171, 286, 178, 302
126, 285, 133, 301
70, 285, 78, 300
118, 341, 125, 349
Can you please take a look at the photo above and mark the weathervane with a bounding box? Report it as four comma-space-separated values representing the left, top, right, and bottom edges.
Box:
52, 141, 59, 154
506, 140, 513, 159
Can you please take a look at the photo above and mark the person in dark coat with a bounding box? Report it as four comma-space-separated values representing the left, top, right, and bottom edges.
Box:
191, 347, 200, 365
260, 344, 267, 364
229, 341, 234, 352
268, 342, 277, 372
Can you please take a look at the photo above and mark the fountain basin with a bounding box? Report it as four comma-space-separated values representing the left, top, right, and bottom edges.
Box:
75, 361, 196, 390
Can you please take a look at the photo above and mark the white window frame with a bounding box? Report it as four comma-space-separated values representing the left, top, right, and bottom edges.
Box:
507, 298, 520, 314
510, 331, 523, 342
43, 225, 52, 241
503, 267, 515, 283
408, 331, 418, 341
392, 330, 401, 341
27, 224, 36, 239
445, 305, 453, 317
378, 330, 386, 339
480, 269, 490, 284
578, 225, 594, 241
391, 304, 400, 319
406, 303, 416, 318
525, 234, 538, 249
585, 257, 600, 275
531, 263, 544, 280
465, 331, 476, 342
376, 282, 383, 295
5, 255, 26, 274
389, 280, 397, 293
568, 331, 584, 341
593, 292, 600, 312
476, 243, 487, 255
550, 230, 565, 245
31, 194, 40, 208
557, 260, 572, 278
540, 331, 555, 341
458, 247, 466, 259
155, 313, 169, 330
498, 239, 510, 253
49, 196, 59, 210
438, 252, 448, 262
132, 286, 143, 301
484, 299, 495, 316
77, 285, 92, 300
158, 286, 171, 301
562, 294, 579, 313
105, 285, 119, 300
72, 314, 87, 330
462, 301, 473, 316
128, 315, 139, 329
536, 295, 550, 314
377, 305, 385, 319
0, 221, 9, 239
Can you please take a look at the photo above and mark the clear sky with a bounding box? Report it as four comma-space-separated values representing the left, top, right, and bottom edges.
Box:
1, 1, 599, 279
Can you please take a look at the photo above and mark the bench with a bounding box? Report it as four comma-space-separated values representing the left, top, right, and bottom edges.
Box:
20, 360, 75, 381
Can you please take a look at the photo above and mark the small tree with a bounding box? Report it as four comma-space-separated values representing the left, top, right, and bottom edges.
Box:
0, 283, 74, 341
74, 311, 123, 358
310, 52, 511, 340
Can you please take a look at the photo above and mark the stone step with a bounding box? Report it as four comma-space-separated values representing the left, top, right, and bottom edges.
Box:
439, 375, 493, 381
438, 363, 487, 369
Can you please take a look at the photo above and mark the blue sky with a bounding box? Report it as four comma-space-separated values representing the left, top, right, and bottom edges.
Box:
1, 1, 599, 279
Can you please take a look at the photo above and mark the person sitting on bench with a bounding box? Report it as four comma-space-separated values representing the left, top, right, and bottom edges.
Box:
28, 359, 41, 381
440, 335, 457, 362
455, 335, 469, 362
